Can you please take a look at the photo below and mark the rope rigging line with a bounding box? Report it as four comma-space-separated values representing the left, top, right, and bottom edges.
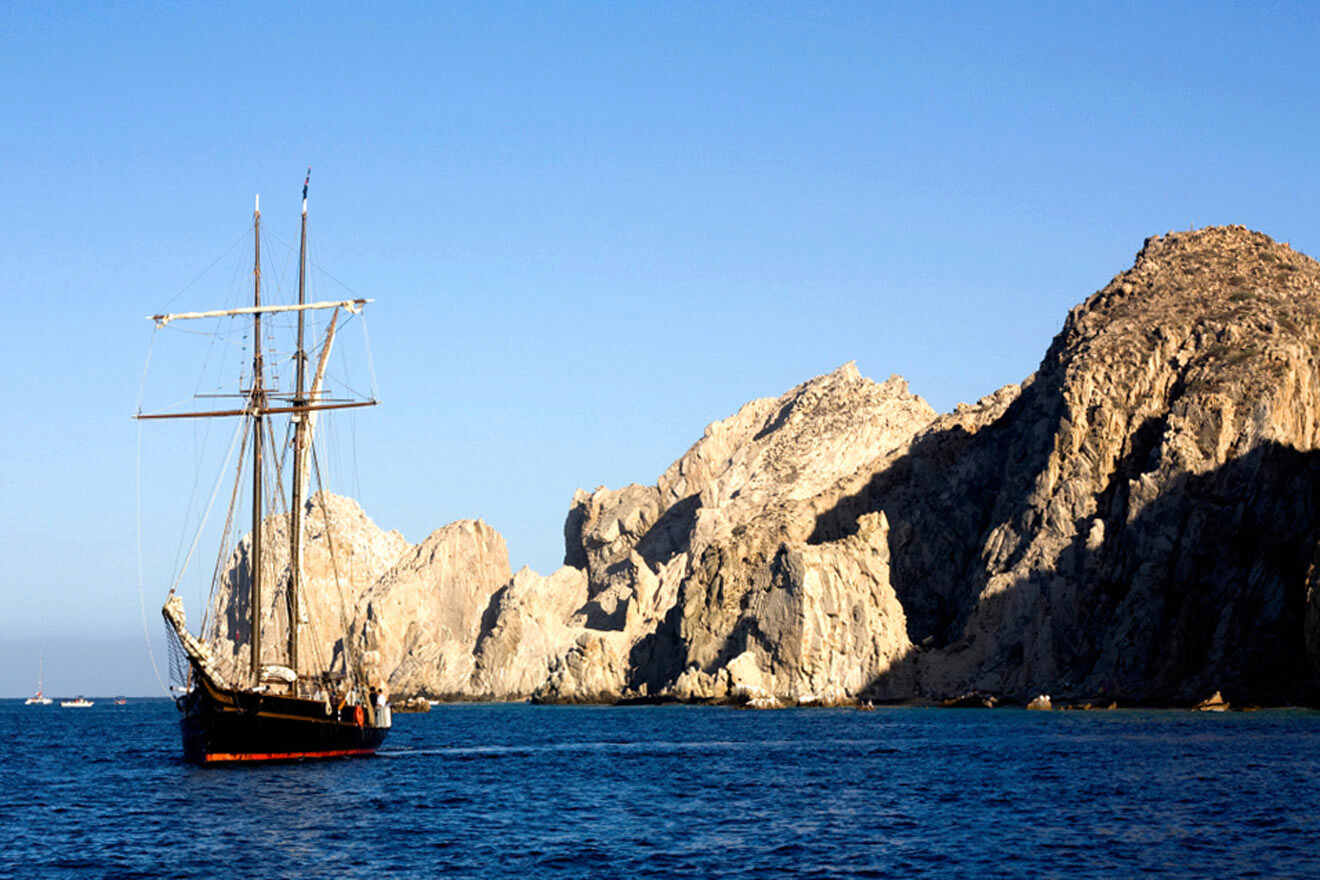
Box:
290, 488, 332, 689
135, 329, 158, 417
360, 315, 381, 404
171, 391, 221, 577
310, 441, 371, 700
264, 415, 289, 522
320, 321, 376, 403
268, 221, 367, 302
274, 417, 295, 478
159, 224, 249, 311
169, 414, 248, 595
192, 316, 230, 400
135, 331, 169, 695
146, 320, 252, 417
202, 420, 250, 642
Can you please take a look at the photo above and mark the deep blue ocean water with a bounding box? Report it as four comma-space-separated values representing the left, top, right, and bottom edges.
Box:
3, 700, 1319, 879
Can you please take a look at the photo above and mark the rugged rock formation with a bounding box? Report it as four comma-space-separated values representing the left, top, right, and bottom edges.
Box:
469, 565, 589, 698
668, 511, 914, 705
206, 493, 411, 683
206, 494, 511, 697
813, 226, 1320, 705
352, 519, 511, 697
538, 226, 1320, 706
520, 365, 941, 702
425, 363, 936, 702
208, 226, 1320, 708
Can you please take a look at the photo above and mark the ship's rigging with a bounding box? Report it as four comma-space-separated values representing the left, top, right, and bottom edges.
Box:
136, 175, 390, 762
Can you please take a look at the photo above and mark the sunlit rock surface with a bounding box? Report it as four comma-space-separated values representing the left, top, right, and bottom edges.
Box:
210, 227, 1320, 707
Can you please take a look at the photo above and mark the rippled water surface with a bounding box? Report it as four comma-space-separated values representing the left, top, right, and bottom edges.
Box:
4, 700, 1319, 878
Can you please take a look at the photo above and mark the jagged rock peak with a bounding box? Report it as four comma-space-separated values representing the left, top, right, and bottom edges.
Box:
658, 362, 936, 511
1038, 224, 1320, 459
1132, 225, 1301, 274
561, 362, 938, 577
1058, 225, 1319, 351
537, 361, 942, 704
355, 516, 512, 698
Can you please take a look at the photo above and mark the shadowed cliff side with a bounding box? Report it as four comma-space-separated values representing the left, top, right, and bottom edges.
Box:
847, 440, 1320, 706
815, 226, 1320, 704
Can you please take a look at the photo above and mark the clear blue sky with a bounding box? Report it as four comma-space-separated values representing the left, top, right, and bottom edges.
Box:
2, 1, 1317, 696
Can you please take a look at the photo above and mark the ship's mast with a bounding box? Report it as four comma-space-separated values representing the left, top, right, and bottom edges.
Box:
288, 170, 310, 689
250, 194, 265, 688
141, 190, 379, 703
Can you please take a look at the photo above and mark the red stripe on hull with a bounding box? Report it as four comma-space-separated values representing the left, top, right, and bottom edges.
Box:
203, 747, 377, 763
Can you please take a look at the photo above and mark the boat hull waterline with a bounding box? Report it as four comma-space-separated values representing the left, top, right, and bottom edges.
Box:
179, 674, 387, 764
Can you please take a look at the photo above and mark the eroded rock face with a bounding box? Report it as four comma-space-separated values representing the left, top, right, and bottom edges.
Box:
816, 226, 1320, 705
207, 497, 512, 698
533, 363, 941, 702
669, 512, 913, 704
206, 492, 411, 684
469, 565, 590, 699
207, 227, 1320, 707
353, 519, 511, 697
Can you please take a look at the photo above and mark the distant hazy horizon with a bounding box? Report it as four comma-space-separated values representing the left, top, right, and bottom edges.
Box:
2, 633, 170, 699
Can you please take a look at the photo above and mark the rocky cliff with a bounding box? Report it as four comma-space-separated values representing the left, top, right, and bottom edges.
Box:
206, 494, 511, 696
206, 493, 410, 683
809, 226, 1320, 705
210, 226, 1320, 707
351, 518, 511, 697
539, 226, 1320, 706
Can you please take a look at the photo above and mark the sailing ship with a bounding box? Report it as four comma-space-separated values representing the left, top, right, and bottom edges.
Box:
24, 658, 52, 705
140, 176, 391, 764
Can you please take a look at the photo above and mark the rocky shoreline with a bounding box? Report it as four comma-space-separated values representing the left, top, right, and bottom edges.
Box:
208, 226, 1320, 710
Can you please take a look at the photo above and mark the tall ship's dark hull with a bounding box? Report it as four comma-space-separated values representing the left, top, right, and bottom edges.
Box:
179, 673, 388, 764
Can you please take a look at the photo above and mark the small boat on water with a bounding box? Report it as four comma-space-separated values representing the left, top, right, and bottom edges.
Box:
394, 697, 431, 713
113, 697, 128, 705
141, 175, 391, 764
61, 697, 94, 708
25, 658, 53, 705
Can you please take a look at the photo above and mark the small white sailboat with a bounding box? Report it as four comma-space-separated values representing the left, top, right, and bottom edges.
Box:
24, 658, 53, 705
